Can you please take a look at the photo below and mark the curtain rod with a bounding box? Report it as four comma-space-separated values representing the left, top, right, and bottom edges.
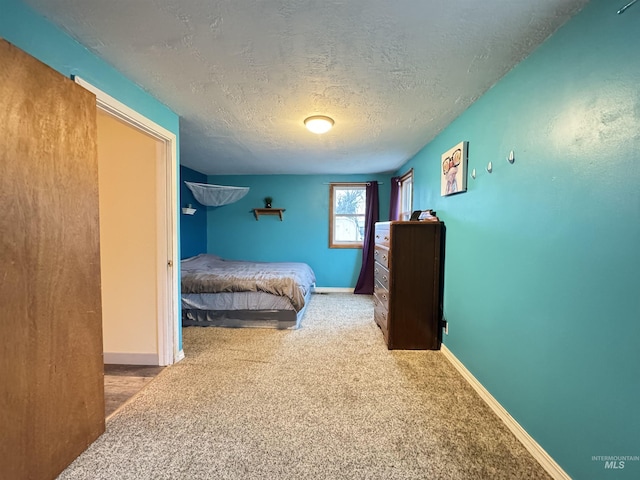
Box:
322, 182, 384, 185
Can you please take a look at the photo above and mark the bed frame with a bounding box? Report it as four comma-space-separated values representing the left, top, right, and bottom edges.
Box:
182, 288, 312, 330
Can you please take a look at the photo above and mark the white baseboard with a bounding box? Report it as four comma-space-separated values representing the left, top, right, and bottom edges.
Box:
312, 287, 354, 293
174, 349, 185, 364
440, 344, 571, 480
103, 352, 160, 366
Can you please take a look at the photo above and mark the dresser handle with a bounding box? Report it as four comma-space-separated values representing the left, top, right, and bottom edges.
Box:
384, 236, 390, 242
382, 255, 387, 262
382, 275, 388, 282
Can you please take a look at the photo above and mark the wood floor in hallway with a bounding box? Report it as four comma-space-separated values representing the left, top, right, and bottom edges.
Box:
104, 364, 164, 418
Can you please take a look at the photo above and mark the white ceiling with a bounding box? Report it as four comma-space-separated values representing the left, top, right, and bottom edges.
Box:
25, 0, 588, 175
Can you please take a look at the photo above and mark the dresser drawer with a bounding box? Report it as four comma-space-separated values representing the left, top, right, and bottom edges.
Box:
374, 223, 391, 247
373, 280, 389, 311
374, 263, 390, 291
374, 302, 388, 333
374, 245, 390, 269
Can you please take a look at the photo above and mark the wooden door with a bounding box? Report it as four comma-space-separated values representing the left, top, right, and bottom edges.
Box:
0, 39, 105, 479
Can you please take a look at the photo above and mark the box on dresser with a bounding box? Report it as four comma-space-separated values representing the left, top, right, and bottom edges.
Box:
373, 220, 444, 350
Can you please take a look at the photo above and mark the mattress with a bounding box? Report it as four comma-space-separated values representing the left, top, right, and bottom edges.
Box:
180, 254, 316, 329
181, 291, 295, 311
181, 254, 316, 312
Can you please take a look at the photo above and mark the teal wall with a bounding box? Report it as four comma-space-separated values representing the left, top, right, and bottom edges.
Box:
9, 0, 638, 474
0, 0, 178, 136
399, 1, 640, 477
206, 175, 390, 287
1, 0, 183, 352
180, 166, 207, 259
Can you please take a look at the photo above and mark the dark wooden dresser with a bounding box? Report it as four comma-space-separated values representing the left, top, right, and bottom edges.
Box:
373, 221, 444, 350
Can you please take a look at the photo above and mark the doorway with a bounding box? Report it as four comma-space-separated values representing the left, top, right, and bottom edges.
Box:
75, 77, 181, 367
97, 109, 163, 364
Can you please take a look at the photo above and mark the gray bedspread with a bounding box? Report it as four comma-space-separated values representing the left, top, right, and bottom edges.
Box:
181, 254, 316, 312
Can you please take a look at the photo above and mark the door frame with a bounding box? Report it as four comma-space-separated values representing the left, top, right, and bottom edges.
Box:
74, 76, 182, 366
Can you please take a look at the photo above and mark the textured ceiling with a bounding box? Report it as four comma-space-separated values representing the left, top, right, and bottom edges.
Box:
25, 0, 588, 175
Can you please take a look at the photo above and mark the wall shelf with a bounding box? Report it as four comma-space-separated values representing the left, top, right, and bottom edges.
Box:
253, 208, 285, 221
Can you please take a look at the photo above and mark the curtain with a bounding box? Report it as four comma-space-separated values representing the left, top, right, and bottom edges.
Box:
354, 181, 379, 295
389, 176, 401, 221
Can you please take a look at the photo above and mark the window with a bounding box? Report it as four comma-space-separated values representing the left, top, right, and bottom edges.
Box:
399, 169, 413, 220
329, 183, 367, 248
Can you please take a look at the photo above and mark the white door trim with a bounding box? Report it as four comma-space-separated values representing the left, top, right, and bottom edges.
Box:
73, 76, 182, 366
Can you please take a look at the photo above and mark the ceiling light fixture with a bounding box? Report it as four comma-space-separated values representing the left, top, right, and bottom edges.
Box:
304, 115, 334, 134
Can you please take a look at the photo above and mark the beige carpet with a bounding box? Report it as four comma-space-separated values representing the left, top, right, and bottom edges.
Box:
58, 293, 551, 479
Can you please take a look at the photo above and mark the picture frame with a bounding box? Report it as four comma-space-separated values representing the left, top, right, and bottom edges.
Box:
441, 141, 468, 196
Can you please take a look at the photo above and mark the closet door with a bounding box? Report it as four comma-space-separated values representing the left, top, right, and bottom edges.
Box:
0, 39, 105, 479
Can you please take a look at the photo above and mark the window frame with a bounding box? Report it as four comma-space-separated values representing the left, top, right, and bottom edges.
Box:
329, 182, 367, 249
399, 169, 414, 221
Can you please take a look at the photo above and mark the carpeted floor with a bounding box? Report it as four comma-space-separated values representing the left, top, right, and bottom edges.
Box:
58, 293, 551, 479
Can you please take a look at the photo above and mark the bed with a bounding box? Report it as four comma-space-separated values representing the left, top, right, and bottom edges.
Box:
181, 254, 316, 329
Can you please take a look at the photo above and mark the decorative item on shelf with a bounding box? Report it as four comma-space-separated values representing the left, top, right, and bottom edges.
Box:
182, 204, 197, 215
264, 196, 273, 208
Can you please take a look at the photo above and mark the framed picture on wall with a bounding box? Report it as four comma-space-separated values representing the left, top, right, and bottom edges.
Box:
441, 141, 468, 196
